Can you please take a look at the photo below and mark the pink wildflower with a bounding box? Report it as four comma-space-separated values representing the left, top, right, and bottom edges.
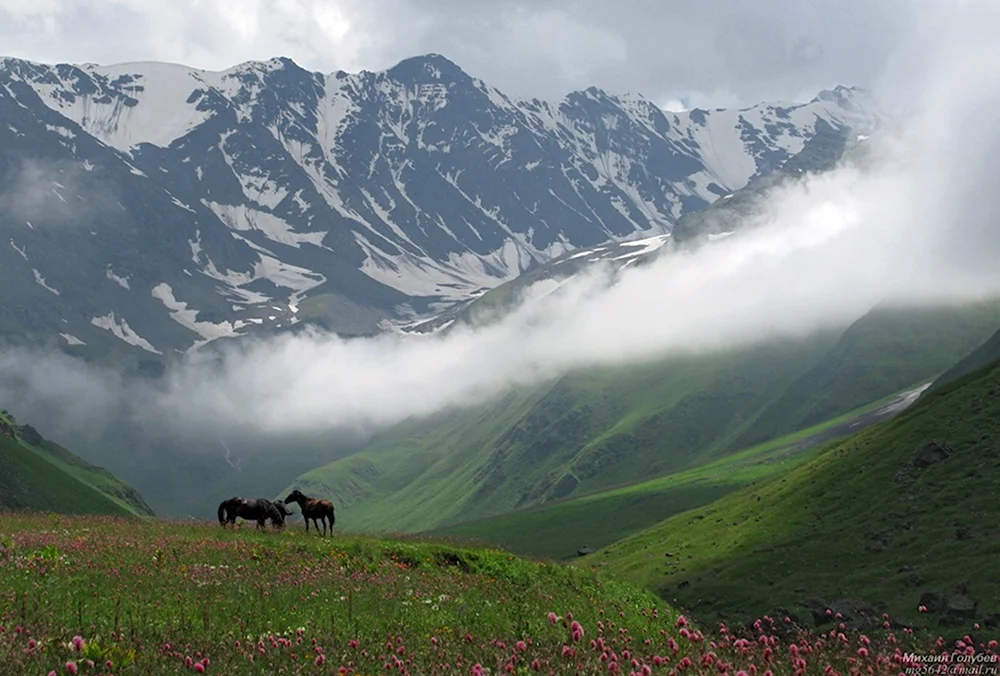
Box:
65, 663, 78, 675
315, 654, 325, 667
71, 636, 85, 652
548, 612, 559, 625
194, 663, 206, 673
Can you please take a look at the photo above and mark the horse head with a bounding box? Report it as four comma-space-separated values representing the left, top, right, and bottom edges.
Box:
267, 506, 285, 527
273, 500, 293, 516
284, 489, 306, 505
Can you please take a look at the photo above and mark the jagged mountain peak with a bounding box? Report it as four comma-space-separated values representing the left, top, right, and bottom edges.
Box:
386, 53, 471, 82
810, 84, 869, 107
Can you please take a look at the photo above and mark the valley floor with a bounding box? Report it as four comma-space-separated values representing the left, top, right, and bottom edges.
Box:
430, 382, 931, 561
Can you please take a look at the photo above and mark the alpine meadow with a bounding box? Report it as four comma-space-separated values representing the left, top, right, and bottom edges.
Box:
3, 1, 1000, 674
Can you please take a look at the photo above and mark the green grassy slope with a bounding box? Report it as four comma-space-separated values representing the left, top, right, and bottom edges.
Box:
929, 325, 1000, 392
730, 300, 1000, 451
288, 300, 999, 536
284, 334, 839, 533
592, 356, 1000, 632
1, 513, 944, 675
428, 386, 922, 560
0, 410, 152, 516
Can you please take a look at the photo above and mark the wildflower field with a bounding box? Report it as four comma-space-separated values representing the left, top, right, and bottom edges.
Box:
0, 512, 991, 675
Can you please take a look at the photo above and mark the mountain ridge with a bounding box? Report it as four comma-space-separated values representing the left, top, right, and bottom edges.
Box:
0, 52, 878, 358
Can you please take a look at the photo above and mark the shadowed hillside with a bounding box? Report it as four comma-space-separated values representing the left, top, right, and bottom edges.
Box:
593, 353, 1000, 636
0, 409, 152, 516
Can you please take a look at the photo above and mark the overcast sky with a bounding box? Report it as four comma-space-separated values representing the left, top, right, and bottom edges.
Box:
0, 0, 923, 109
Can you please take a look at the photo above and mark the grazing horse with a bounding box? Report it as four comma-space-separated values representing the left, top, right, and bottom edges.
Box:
283, 489, 336, 536
271, 500, 293, 528
217, 497, 286, 529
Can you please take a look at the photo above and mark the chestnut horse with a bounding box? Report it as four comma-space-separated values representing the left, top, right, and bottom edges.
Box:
284, 489, 336, 536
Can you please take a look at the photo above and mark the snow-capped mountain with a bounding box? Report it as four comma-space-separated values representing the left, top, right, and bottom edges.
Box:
403, 115, 868, 337
0, 53, 878, 358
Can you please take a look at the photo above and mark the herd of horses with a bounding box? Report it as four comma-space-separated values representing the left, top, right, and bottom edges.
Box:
217, 489, 336, 536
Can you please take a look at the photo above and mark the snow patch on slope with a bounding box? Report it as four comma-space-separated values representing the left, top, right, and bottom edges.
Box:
151, 283, 246, 341
254, 255, 327, 302
9, 240, 28, 261
59, 332, 85, 346
28, 62, 215, 151
106, 265, 131, 289
610, 234, 671, 261
203, 200, 326, 248
32, 269, 60, 295
90, 312, 161, 354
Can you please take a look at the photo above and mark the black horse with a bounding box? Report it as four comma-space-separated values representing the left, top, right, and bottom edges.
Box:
272, 500, 293, 525
217, 497, 288, 529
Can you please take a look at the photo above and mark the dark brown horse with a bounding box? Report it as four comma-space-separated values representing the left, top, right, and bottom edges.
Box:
284, 489, 336, 536
217, 497, 287, 529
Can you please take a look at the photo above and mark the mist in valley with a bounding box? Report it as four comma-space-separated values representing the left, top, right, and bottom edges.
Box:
1, 1, 1000, 516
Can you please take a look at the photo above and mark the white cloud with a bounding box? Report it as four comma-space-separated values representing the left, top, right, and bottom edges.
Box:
0, 0, 924, 105
660, 98, 687, 113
